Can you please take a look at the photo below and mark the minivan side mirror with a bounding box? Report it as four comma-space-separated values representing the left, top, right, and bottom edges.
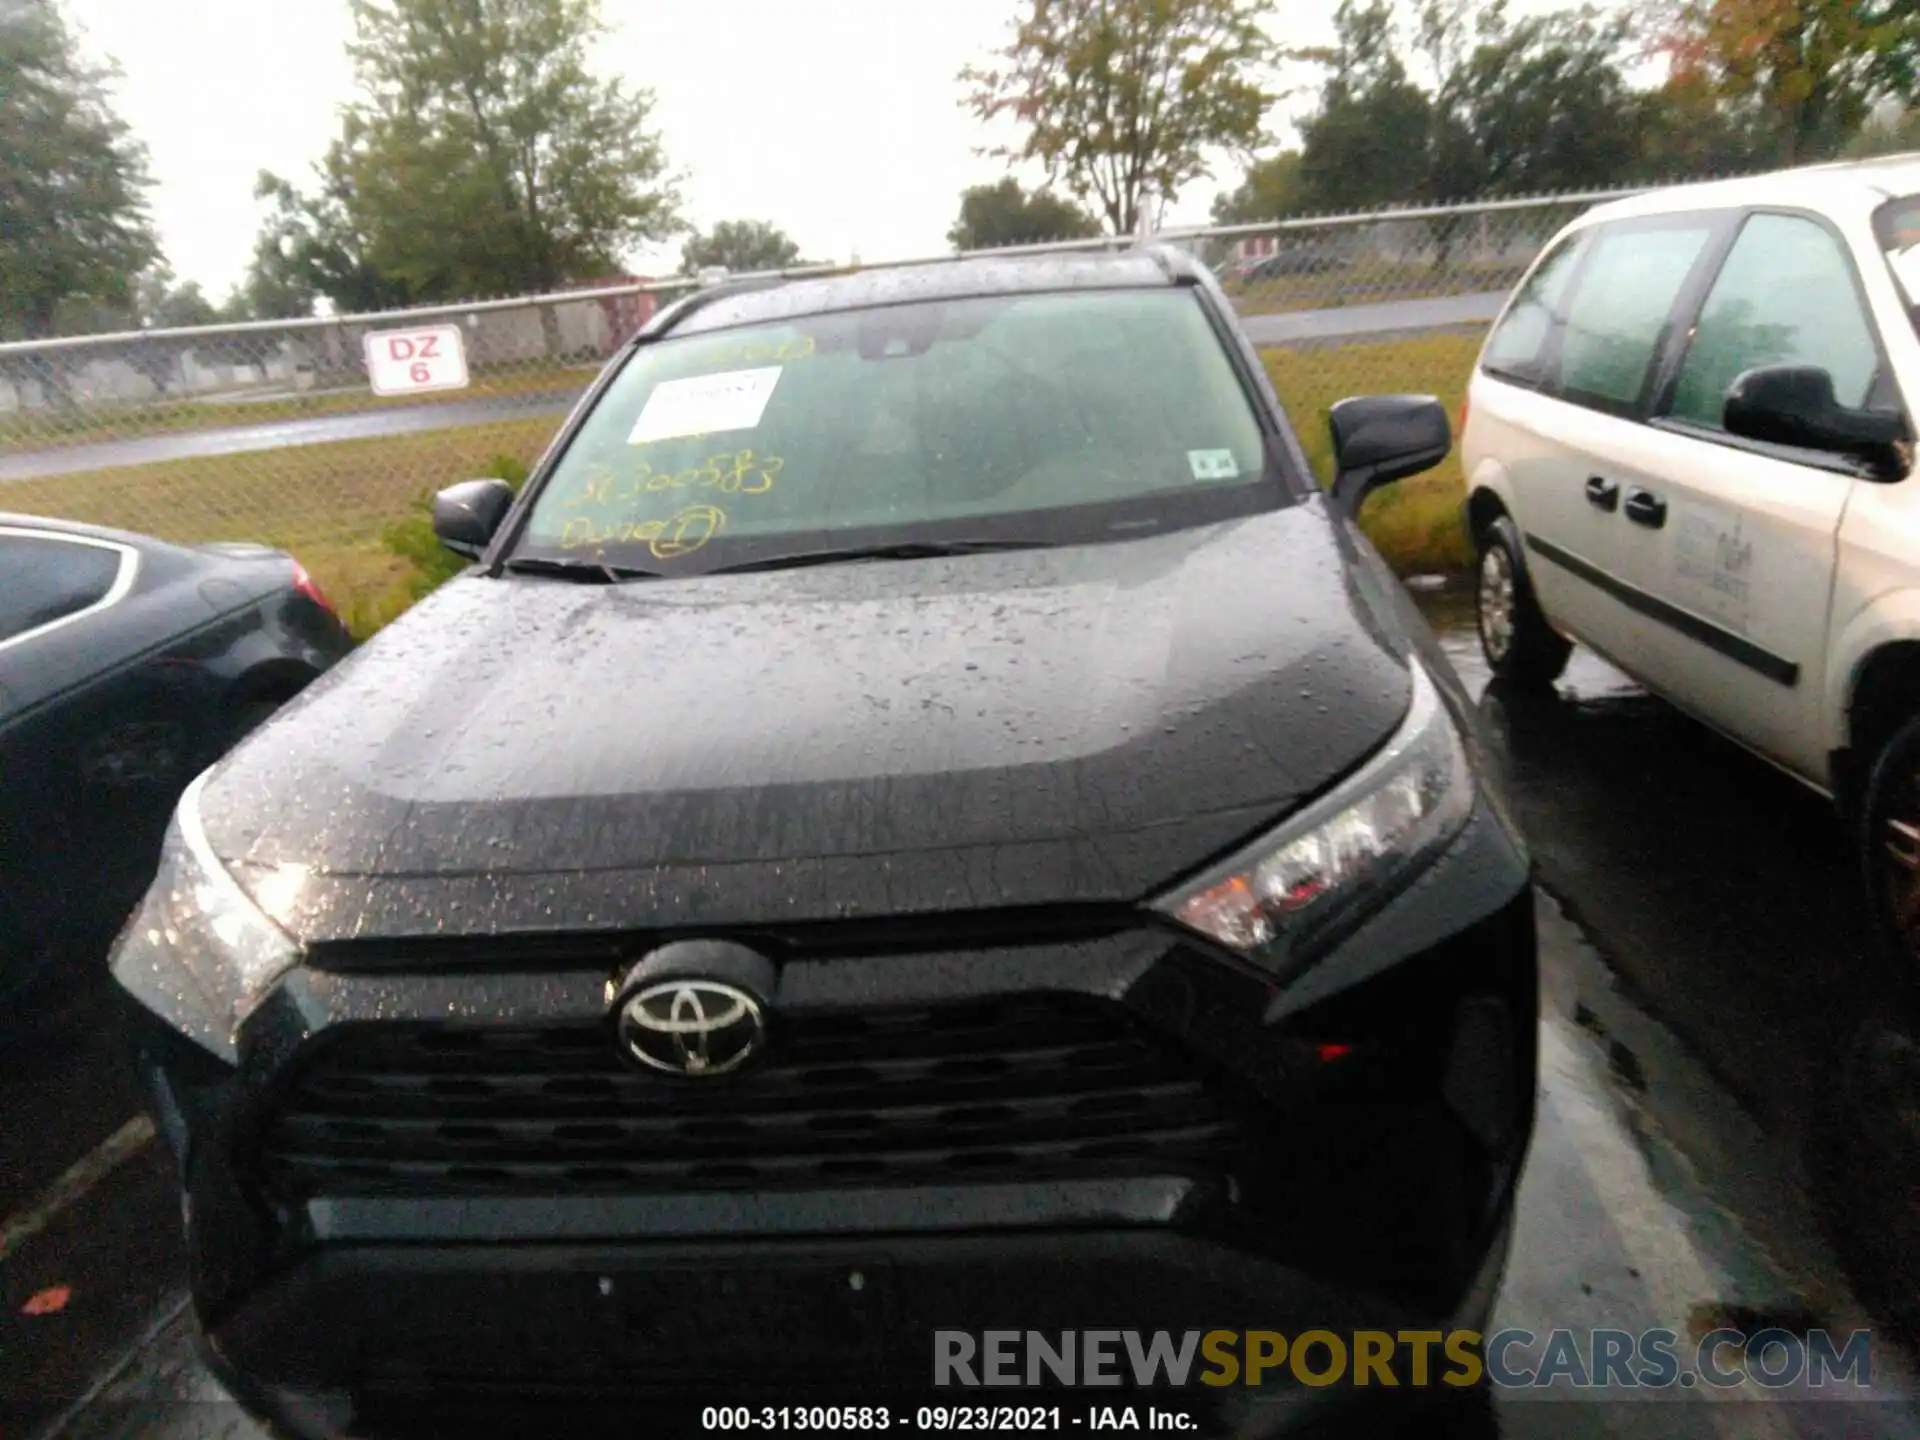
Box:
1329, 394, 1453, 514
431, 478, 516, 558
1723, 364, 1906, 468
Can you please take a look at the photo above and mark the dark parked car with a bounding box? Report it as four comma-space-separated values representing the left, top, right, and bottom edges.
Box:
1, 515, 353, 1005
111, 248, 1537, 1436
1245, 245, 1351, 281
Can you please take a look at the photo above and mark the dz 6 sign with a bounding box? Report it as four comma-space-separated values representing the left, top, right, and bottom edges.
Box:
363, 323, 471, 396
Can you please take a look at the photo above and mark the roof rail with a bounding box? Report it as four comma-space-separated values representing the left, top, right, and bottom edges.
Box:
641, 274, 795, 341
637, 244, 1184, 343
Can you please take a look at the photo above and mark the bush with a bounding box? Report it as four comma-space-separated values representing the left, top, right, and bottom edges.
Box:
373, 452, 533, 616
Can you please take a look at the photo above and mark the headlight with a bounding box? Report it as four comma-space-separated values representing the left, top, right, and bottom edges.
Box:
110, 769, 301, 1064
1150, 658, 1472, 974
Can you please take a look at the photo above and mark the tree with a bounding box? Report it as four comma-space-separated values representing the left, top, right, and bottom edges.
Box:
0, 0, 159, 340
1633, 69, 1779, 179
960, 0, 1280, 235
247, 157, 435, 317
137, 272, 220, 330
1847, 103, 1920, 158
947, 179, 1100, 249
214, 289, 257, 324
236, 232, 321, 320
252, 0, 679, 314
1659, 0, 1920, 164
1425, 2, 1643, 202
1294, 0, 1643, 218
1295, 0, 1432, 212
1210, 151, 1302, 224
680, 219, 805, 276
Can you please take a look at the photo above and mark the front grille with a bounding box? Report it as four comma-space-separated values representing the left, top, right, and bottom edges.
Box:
256, 994, 1246, 1197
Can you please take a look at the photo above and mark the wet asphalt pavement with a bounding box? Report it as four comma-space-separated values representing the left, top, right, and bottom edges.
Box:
2, 580, 1917, 1439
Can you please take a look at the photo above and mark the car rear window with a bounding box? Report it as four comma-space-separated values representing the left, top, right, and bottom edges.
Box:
1481, 231, 1587, 385
1555, 221, 1717, 409
515, 288, 1277, 568
0, 535, 124, 643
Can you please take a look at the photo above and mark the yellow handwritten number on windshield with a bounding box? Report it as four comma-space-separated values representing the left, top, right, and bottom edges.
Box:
728, 449, 783, 494
710, 333, 814, 369
649, 504, 726, 558
561, 468, 619, 509
629, 451, 783, 496
558, 504, 727, 558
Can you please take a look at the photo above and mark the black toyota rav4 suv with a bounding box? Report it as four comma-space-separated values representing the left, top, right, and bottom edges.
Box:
112, 247, 1537, 1438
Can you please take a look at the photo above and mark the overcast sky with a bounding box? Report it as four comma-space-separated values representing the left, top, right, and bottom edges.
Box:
61, 0, 1591, 301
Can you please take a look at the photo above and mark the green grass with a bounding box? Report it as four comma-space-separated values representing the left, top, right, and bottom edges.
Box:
1261, 331, 1484, 574
1, 330, 1485, 638
0, 360, 595, 454
0, 415, 563, 636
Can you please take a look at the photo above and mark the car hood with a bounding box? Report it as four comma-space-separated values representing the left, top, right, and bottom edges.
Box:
200, 499, 1413, 944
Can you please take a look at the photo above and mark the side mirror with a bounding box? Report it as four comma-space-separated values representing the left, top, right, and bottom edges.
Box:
1723, 364, 1905, 467
1329, 394, 1453, 514
431, 478, 515, 558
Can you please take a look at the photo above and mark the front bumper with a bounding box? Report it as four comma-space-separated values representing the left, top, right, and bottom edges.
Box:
130, 801, 1536, 1438
196, 1215, 1515, 1439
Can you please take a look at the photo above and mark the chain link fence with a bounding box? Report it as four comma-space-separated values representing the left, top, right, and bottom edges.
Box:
0, 187, 1642, 631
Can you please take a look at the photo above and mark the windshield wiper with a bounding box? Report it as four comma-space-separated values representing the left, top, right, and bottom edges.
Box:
708, 539, 1054, 575
498, 555, 664, 583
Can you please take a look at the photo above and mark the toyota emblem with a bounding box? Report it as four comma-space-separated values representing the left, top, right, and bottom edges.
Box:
618, 979, 766, 1076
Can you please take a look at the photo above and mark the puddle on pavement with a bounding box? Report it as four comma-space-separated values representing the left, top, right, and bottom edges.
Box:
1410, 576, 1920, 1367
1539, 892, 1841, 1338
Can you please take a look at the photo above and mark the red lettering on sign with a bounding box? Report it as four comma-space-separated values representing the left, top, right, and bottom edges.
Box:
417, 334, 440, 359
388, 337, 416, 360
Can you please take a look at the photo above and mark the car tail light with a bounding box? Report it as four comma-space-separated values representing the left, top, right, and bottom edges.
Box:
290, 561, 336, 616
1457, 395, 1470, 436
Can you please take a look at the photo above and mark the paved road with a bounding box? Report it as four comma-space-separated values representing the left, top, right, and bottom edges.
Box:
1238, 289, 1506, 347
0, 294, 1509, 486
2, 583, 1914, 1439
0, 387, 585, 485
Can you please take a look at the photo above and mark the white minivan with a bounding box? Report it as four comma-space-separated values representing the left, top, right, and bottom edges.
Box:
1461, 156, 1920, 973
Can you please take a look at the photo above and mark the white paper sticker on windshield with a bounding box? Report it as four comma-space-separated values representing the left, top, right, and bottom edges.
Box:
1188, 449, 1240, 481
628, 366, 782, 444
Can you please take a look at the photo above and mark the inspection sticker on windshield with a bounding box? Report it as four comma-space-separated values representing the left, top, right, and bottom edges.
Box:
628, 366, 783, 444
1188, 449, 1240, 481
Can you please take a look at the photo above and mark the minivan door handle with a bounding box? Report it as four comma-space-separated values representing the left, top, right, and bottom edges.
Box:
1624, 488, 1667, 529
1585, 476, 1620, 512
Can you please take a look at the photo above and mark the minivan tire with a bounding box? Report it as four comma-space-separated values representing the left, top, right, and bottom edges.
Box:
1475, 516, 1570, 688
1859, 710, 1920, 997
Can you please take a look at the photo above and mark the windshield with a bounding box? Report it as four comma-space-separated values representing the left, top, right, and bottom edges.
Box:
509, 287, 1278, 571
1875, 196, 1920, 339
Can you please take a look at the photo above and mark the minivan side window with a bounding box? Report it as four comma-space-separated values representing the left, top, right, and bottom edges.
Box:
1669, 212, 1881, 428
1481, 231, 1587, 385
0, 535, 125, 644
1554, 219, 1717, 411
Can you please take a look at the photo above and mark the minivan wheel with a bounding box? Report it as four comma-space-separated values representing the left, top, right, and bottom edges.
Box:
1861, 711, 1920, 992
1476, 516, 1570, 688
